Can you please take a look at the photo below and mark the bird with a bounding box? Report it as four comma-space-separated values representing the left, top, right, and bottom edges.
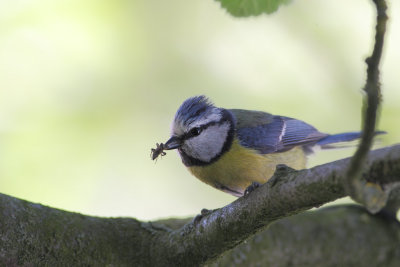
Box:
160, 95, 383, 197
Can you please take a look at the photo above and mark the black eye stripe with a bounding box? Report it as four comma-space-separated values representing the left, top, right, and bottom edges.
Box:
189, 127, 201, 137
185, 122, 213, 139
184, 119, 230, 140
185, 125, 206, 139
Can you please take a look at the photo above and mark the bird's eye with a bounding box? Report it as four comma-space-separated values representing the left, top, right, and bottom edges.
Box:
189, 127, 201, 137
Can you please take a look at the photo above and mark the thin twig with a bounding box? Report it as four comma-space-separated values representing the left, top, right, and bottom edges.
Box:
346, 0, 388, 207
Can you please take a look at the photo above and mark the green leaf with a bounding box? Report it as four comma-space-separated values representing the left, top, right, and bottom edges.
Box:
215, 0, 292, 17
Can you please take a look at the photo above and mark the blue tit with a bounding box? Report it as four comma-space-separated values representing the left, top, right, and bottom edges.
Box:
162, 96, 381, 197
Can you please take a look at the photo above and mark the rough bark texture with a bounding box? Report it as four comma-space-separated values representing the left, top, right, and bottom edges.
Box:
211, 205, 400, 267
1, 145, 399, 266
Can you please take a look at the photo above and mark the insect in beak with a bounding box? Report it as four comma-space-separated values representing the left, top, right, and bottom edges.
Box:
150, 136, 181, 161
150, 143, 166, 161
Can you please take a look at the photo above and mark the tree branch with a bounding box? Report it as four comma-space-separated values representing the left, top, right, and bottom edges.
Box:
1, 145, 399, 266
346, 0, 388, 212
212, 205, 400, 266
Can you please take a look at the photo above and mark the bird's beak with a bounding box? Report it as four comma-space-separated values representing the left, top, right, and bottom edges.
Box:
164, 136, 182, 150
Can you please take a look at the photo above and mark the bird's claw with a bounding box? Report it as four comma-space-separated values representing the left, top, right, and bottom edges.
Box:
244, 182, 261, 196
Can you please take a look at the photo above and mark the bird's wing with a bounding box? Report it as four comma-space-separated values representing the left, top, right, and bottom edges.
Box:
229, 109, 328, 154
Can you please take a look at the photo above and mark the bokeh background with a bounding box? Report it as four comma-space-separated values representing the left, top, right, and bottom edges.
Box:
0, 0, 399, 220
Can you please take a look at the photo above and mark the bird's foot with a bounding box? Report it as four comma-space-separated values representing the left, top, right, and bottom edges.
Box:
244, 182, 261, 196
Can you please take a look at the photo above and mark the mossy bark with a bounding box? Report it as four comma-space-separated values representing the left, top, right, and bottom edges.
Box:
1, 145, 400, 266
211, 206, 400, 267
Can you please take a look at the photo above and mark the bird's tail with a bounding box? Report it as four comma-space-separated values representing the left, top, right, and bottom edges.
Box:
316, 131, 386, 149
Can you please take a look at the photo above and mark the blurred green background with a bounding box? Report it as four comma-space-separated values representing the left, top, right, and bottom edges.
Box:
0, 0, 399, 220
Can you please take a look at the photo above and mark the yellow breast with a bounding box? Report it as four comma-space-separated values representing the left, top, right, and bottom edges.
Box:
188, 139, 306, 196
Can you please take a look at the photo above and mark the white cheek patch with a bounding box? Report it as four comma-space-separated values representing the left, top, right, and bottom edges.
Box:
182, 121, 230, 162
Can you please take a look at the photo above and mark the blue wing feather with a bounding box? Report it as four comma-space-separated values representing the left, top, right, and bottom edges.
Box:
229, 109, 385, 155
235, 116, 284, 153
233, 112, 328, 154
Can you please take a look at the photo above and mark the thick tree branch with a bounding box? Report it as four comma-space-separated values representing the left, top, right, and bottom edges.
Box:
346, 0, 388, 212
212, 205, 400, 267
1, 145, 400, 266
154, 145, 400, 266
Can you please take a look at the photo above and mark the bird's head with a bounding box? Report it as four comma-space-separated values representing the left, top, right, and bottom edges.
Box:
164, 96, 235, 166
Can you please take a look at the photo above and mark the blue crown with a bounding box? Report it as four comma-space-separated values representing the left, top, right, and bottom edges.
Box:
174, 96, 214, 126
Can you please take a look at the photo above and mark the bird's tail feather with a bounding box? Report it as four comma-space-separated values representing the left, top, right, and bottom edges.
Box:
316, 131, 386, 149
